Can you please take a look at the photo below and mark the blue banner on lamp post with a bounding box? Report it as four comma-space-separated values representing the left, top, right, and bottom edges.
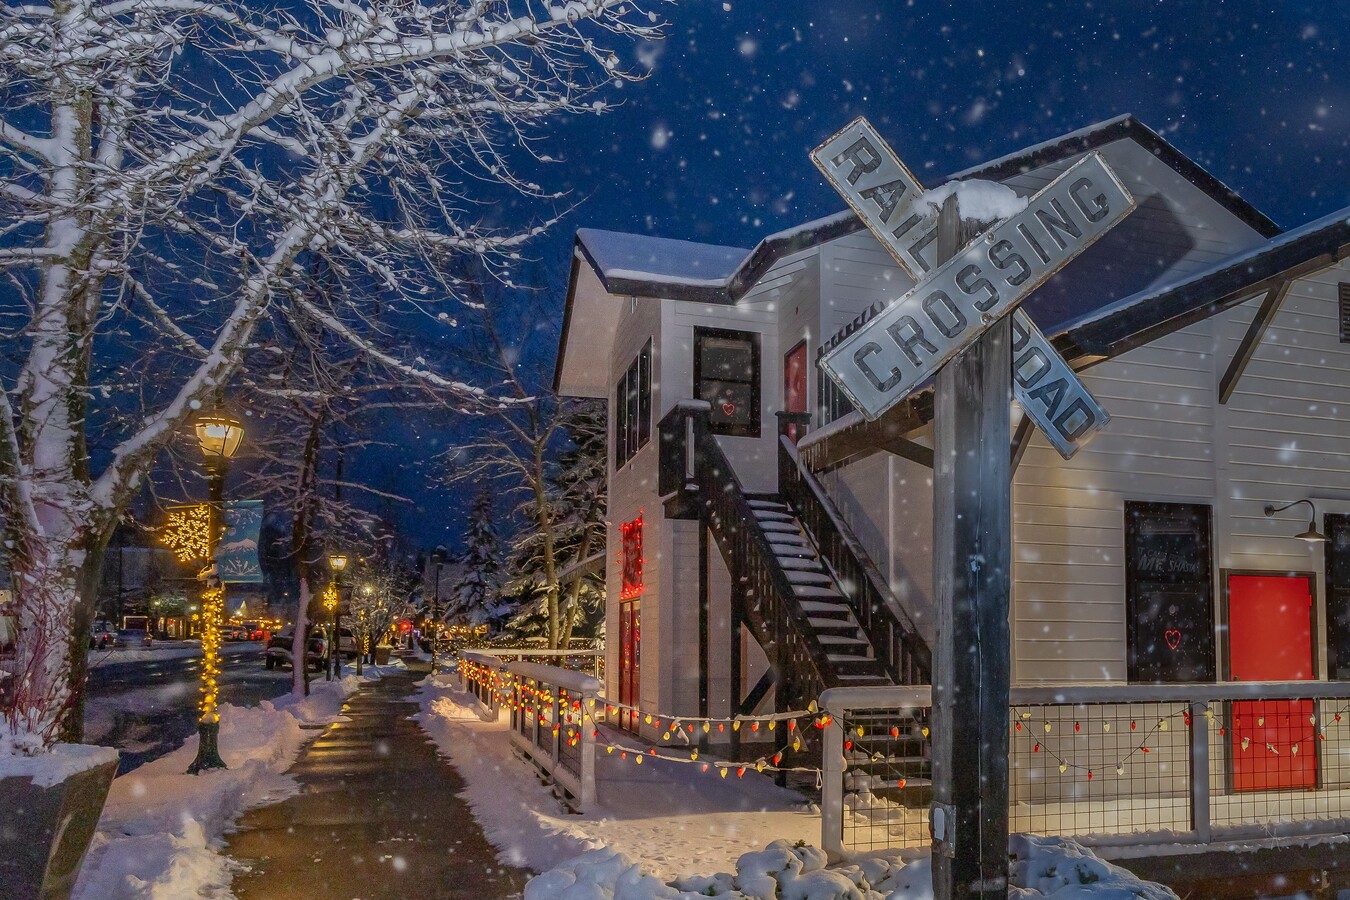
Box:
216, 500, 264, 583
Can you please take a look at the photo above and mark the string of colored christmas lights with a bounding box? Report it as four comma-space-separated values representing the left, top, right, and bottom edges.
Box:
457, 657, 825, 729
1008, 701, 1350, 779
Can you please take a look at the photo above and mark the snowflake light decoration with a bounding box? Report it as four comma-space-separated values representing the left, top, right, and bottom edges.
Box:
161, 504, 211, 563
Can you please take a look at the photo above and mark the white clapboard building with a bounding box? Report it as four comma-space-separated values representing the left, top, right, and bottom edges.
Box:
554, 115, 1350, 853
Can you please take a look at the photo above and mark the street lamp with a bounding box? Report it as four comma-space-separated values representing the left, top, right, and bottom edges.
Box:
328, 552, 348, 679
188, 413, 244, 775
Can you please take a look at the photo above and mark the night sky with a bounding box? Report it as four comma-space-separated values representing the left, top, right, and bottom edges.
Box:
391, 1, 1350, 551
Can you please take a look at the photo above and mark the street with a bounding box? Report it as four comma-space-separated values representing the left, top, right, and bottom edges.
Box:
86, 642, 294, 773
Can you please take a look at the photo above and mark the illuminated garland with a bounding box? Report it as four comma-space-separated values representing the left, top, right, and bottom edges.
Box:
462, 659, 1350, 791
459, 658, 829, 780
199, 585, 224, 723
1009, 701, 1350, 780
458, 657, 825, 732
161, 504, 211, 563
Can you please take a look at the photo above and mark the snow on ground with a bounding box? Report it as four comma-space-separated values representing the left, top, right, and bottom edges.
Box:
417, 674, 1180, 900
520, 835, 1179, 899
73, 663, 401, 900
87, 639, 265, 667
414, 673, 821, 880
0, 741, 118, 784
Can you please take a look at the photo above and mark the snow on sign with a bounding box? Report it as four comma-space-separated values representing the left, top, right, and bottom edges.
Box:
811, 118, 1131, 457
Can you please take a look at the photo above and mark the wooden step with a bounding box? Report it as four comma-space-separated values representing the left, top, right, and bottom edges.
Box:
784, 570, 832, 585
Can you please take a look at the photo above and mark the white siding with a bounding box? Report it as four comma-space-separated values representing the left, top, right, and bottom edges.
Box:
605, 295, 663, 727
822, 259, 1350, 687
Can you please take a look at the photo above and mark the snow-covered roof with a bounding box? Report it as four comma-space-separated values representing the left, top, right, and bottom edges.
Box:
575, 228, 748, 296
1059, 205, 1350, 357
555, 114, 1284, 396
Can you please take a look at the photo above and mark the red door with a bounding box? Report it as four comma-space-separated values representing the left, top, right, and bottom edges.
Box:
619, 599, 640, 732
1228, 574, 1316, 790
784, 340, 808, 443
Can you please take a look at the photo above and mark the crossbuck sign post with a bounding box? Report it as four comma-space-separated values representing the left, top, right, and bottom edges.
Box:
811, 119, 1135, 898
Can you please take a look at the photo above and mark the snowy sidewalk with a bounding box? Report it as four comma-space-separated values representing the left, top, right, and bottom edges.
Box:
415, 673, 822, 881
225, 664, 528, 899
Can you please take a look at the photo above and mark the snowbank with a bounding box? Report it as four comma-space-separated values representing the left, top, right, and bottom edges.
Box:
73, 667, 392, 900
0, 741, 118, 786
414, 675, 820, 880
521, 835, 1178, 900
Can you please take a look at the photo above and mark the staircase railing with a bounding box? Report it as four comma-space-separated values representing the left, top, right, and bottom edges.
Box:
657, 404, 839, 699
776, 412, 932, 685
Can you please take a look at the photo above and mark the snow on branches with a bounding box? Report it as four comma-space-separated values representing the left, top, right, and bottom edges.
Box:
0, 0, 668, 747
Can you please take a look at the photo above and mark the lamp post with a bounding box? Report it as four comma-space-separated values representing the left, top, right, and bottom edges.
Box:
188, 413, 244, 775
328, 552, 348, 679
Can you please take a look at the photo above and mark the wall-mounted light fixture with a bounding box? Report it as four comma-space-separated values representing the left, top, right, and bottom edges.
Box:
1263, 499, 1329, 543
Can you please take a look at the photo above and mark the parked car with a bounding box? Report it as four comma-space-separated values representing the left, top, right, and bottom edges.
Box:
89, 621, 116, 650
264, 629, 326, 671
119, 628, 153, 648
226, 623, 257, 641
335, 627, 358, 660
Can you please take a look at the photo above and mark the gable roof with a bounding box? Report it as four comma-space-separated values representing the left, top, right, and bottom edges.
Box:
1060, 206, 1350, 359
573, 115, 1279, 307
556, 115, 1283, 394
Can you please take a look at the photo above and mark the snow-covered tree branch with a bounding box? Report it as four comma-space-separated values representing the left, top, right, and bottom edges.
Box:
0, 0, 667, 749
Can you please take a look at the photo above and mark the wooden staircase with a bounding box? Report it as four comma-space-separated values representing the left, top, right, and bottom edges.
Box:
658, 403, 931, 705
745, 495, 891, 684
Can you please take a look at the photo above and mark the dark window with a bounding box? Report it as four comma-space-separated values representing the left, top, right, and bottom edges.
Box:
1340, 284, 1350, 343
1327, 514, 1350, 679
615, 340, 652, 468
1125, 501, 1215, 683
694, 327, 761, 437
817, 348, 855, 426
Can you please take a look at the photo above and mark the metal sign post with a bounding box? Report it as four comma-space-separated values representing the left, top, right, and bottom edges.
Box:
810, 117, 1135, 898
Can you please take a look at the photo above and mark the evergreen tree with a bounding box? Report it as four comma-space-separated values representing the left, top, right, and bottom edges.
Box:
502, 402, 607, 644
449, 491, 504, 628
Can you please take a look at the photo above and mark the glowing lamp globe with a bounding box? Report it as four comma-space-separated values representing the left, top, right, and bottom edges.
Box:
328, 552, 349, 572
195, 415, 245, 460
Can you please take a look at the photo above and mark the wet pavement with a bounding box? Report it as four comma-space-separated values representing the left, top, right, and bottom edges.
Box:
226, 661, 528, 899
85, 642, 291, 772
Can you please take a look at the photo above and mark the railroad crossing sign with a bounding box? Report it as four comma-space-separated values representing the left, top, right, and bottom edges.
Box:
811, 117, 1134, 458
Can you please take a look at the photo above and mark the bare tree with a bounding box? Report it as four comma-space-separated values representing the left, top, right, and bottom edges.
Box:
347, 557, 415, 674
0, 0, 666, 750
448, 292, 604, 649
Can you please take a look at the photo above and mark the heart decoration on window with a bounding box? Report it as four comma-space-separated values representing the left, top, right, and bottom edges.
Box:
1164, 629, 1182, 651
720, 401, 736, 417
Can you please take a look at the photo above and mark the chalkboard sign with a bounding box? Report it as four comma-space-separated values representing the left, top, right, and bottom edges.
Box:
1126, 501, 1215, 683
